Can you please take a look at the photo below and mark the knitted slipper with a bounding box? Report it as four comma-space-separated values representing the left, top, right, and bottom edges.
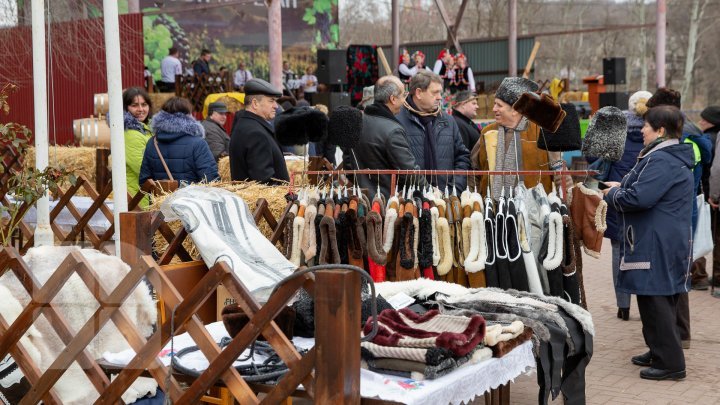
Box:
366, 210, 388, 265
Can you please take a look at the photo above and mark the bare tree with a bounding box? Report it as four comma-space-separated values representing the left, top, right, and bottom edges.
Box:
679, 0, 711, 105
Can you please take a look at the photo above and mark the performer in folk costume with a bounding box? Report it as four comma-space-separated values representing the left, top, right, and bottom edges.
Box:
451, 53, 476, 93
398, 49, 413, 83
412, 51, 431, 74
433, 49, 455, 90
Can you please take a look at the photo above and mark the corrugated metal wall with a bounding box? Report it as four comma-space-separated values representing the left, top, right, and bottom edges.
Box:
401, 37, 535, 92
1, 14, 144, 145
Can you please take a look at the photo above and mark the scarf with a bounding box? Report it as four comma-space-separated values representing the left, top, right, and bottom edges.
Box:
638, 136, 668, 158
491, 125, 522, 200
405, 97, 441, 171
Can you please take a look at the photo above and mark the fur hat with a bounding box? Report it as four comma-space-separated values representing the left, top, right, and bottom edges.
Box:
328, 105, 363, 148
700, 106, 720, 127
628, 90, 652, 117
512, 92, 566, 132
646, 87, 681, 109
275, 106, 329, 146
495, 77, 540, 107
581, 106, 627, 162
538, 103, 582, 151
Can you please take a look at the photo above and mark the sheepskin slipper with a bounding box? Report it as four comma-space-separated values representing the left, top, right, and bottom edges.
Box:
319, 214, 341, 264
418, 203, 434, 272
383, 198, 400, 253
290, 214, 305, 266
335, 210, 349, 264
366, 211, 388, 265
513, 92, 566, 133
464, 211, 487, 273
430, 206, 441, 266
398, 210, 416, 270
301, 203, 318, 262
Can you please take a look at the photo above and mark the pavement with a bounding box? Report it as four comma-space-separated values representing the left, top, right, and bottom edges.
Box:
510, 239, 720, 404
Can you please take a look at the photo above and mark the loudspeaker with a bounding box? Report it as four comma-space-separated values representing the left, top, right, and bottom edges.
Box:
312, 92, 351, 110
603, 57, 626, 85
317, 49, 347, 85
599, 92, 629, 110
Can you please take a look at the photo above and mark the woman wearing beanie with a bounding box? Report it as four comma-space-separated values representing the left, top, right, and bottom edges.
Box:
604, 90, 651, 320
601, 105, 693, 381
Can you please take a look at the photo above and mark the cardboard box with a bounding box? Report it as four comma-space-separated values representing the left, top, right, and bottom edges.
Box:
217, 284, 237, 321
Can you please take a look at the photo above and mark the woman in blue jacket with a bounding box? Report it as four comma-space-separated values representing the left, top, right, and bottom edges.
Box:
140, 97, 219, 185
602, 105, 693, 381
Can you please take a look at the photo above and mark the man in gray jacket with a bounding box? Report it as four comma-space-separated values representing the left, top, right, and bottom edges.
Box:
343, 75, 425, 199
201, 102, 230, 160
396, 70, 470, 191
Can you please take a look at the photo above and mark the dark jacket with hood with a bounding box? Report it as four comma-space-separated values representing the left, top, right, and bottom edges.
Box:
396, 99, 470, 191
451, 110, 481, 152
604, 111, 645, 241
229, 110, 290, 184
139, 110, 219, 185
605, 140, 694, 296
343, 102, 427, 199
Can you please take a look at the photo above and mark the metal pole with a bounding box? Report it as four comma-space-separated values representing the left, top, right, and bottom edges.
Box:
508, 0, 517, 77
392, 0, 400, 75
103, 0, 128, 255
268, 0, 283, 90
31, 0, 53, 247
656, 0, 666, 88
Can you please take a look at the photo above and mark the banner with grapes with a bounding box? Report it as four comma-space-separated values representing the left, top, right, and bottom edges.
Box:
141, 0, 339, 83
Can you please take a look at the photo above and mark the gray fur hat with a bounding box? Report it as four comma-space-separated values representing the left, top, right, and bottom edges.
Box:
581, 106, 627, 162
495, 77, 540, 106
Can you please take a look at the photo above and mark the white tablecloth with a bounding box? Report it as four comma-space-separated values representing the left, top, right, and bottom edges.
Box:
7, 196, 113, 234
103, 322, 535, 405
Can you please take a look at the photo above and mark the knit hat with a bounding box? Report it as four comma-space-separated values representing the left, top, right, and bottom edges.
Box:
581, 106, 627, 161
495, 77, 540, 107
628, 90, 652, 116
646, 87, 681, 109
700, 106, 720, 127
538, 103, 582, 151
452, 90, 477, 107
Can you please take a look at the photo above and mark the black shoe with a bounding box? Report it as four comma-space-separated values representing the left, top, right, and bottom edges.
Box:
640, 368, 686, 381
619, 307, 629, 321
631, 351, 652, 367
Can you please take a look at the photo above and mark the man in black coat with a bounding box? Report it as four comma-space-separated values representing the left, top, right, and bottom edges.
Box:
451, 90, 481, 151
229, 78, 289, 184
343, 75, 426, 199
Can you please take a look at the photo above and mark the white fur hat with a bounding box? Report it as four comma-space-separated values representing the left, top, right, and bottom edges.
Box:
628, 91, 652, 117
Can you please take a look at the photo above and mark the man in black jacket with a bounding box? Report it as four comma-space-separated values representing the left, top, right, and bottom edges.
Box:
396, 70, 470, 191
229, 79, 289, 184
344, 75, 426, 199
451, 90, 481, 151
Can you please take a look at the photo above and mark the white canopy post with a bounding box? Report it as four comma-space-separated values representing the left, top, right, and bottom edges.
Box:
103, 0, 128, 255
31, 0, 53, 247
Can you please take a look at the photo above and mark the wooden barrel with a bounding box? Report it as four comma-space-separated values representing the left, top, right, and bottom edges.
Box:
94, 93, 109, 116
73, 117, 111, 147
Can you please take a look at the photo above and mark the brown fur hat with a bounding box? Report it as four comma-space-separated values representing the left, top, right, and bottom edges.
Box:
513, 92, 566, 133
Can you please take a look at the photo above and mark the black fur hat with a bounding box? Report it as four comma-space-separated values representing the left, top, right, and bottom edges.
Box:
275, 106, 329, 146
581, 106, 627, 161
328, 105, 363, 149
513, 92, 566, 132
538, 103, 582, 151
495, 77, 540, 106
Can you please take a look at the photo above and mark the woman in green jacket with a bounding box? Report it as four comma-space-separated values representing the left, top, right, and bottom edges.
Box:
123, 87, 153, 207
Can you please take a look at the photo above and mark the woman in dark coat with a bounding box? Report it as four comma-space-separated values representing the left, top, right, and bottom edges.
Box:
601, 105, 693, 381
139, 97, 219, 185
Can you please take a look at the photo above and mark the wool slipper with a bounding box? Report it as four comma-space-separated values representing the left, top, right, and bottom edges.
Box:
542, 207, 564, 271
319, 214, 341, 264
383, 197, 400, 253
283, 203, 299, 259
418, 202, 434, 271
398, 202, 416, 270
366, 210, 388, 265
290, 213, 305, 266
412, 206, 420, 269
430, 206, 441, 266
464, 211, 487, 272
435, 202, 453, 276
301, 203, 318, 261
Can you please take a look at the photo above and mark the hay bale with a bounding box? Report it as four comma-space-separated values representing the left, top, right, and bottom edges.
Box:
148, 93, 177, 114
147, 181, 291, 260
218, 156, 231, 181
25, 146, 102, 187
214, 95, 244, 113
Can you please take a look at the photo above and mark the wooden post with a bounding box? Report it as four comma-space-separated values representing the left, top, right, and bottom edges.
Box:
508, 0, 517, 77
95, 148, 110, 192
314, 269, 361, 403
268, 0, 283, 90
119, 211, 156, 271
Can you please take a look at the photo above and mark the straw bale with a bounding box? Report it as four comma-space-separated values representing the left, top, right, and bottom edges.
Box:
148, 93, 178, 114
24, 146, 102, 191
147, 181, 291, 260
214, 96, 244, 113
217, 156, 308, 184
218, 156, 231, 181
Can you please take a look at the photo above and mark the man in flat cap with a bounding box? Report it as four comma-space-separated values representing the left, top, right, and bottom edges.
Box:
202, 101, 230, 160
229, 78, 289, 184
451, 90, 481, 151
470, 77, 554, 198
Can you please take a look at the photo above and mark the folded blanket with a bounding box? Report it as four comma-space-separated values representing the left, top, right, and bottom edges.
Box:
361, 346, 493, 380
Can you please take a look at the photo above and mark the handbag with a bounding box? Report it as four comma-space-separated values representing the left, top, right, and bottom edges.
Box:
693, 193, 713, 261
153, 137, 175, 181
